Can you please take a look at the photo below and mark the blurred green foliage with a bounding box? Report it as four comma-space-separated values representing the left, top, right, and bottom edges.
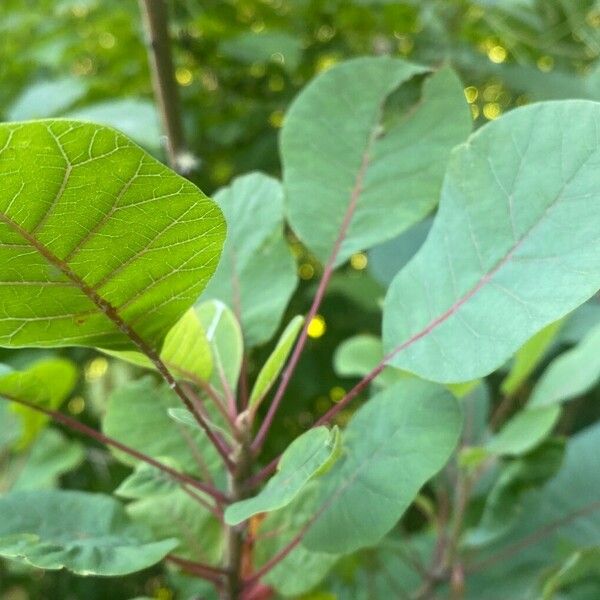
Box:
0, 0, 599, 598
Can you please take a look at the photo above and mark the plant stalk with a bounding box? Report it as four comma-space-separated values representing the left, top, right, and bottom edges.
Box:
138, 0, 191, 174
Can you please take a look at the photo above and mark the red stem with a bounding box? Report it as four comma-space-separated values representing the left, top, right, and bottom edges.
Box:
1, 394, 228, 503
252, 139, 375, 454
167, 554, 228, 583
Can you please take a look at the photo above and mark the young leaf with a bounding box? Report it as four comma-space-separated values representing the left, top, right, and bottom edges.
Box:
303, 379, 462, 553
529, 322, 600, 408
199, 173, 297, 346
224, 426, 340, 525
104, 307, 213, 382
196, 300, 243, 396
282, 59, 471, 265
249, 315, 304, 411
103, 377, 221, 477
384, 101, 600, 383
486, 405, 561, 457
0, 490, 177, 576
0, 358, 78, 448
0, 120, 225, 349
500, 320, 564, 397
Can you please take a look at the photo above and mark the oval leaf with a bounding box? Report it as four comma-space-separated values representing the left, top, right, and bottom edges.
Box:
0, 120, 225, 349
225, 426, 340, 525
282, 59, 471, 265
303, 379, 462, 553
0, 490, 177, 576
384, 101, 600, 382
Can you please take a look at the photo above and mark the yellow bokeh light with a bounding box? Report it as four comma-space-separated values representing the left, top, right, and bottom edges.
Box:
537, 55, 554, 72
85, 357, 108, 381
463, 86, 478, 103
350, 252, 368, 270
488, 45, 507, 64
68, 396, 86, 415
315, 54, 339, 73
98, 32, 116, 49
329, 386, 346, 402
483, 102, 501, 120
298, 263, 315, 280
470, 104, 480, 120
175, 67, 193, 86
268, 75, 285, 92
307, 315, 326, 339
269, 110, 285, 128
250, 63, 266, 78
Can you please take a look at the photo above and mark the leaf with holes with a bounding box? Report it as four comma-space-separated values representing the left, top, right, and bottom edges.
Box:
383, 101, 600, 383
282, 60, 471, 266
0, 120, 225, 350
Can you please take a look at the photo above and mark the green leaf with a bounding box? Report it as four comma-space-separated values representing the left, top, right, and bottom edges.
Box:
105, 307, 213, 382
542, 547, 600, 599
0, 490, 177, 575
334, 334, 403, 388
368, 217, 433, 288
7, 78, 87, 121
501, 320, 564, 397
0, 358, 78, 448
486, 405, 561, 457
225, 426, 340, 525
282, 59, 471, 265
0, 120, 225, 349
254, 485, 340, 597
384, 101, 600, 383
66, 99, 161, 153
199, 173, 297, 346
249, 315, 304, 411
7, 428, 85, 491
102, 377, 220, 478
115, 458, 182, 500
127, 489, 222, 563
467, 421, 600, 598
466, 439, 565, 547
303, 379, 462, 553
529, 322, 600, 408
196, 300, 243, 396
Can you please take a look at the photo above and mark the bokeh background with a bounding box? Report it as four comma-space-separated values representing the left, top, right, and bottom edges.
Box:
0, 1, 599, 598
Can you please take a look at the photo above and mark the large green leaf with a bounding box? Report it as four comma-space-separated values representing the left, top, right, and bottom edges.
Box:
0, 490, 177, 575
102, 377, 221, 478
0, 120, 225, 349
249, 315, 304, 411
0, 358, 78, 448
282, 59, 471, 265
466, 421, 600, 599
225, 426, 340, 525
199, 172, 297, 346
302, 379, 462, 553
384, 101, 600, 383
